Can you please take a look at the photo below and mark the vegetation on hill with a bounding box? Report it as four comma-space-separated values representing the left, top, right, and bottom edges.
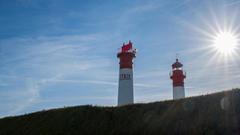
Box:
0, 88, 240, 135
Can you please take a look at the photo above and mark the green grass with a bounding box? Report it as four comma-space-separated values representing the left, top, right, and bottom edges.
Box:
0, 88, 240, 135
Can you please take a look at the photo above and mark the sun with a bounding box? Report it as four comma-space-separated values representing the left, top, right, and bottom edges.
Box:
212, 31, 238, 55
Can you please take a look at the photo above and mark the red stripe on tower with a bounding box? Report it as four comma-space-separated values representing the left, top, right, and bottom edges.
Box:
117, 41, 136, 69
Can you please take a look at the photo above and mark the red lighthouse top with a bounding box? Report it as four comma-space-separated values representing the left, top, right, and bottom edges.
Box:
170, 58, 186, 87
117, 41, 136, 69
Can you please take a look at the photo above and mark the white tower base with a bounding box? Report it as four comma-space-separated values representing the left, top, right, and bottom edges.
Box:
173, 86, 185, 99
118, 68, 133, 106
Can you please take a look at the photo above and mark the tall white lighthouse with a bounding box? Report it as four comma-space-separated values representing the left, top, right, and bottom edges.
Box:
170, 58, 186, 99
117, 41, 136, 106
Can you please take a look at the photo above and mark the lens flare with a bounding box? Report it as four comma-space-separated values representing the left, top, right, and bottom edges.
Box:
212, 31, 238, 55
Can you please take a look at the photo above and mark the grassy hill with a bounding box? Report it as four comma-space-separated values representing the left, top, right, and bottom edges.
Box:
0, 88, 240, 135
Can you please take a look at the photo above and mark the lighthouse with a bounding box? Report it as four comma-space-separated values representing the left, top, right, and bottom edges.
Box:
170, 58, 186, 99
117, 41, 136, 106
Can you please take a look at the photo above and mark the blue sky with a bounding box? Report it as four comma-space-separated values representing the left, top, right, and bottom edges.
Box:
1, 0, 240, 117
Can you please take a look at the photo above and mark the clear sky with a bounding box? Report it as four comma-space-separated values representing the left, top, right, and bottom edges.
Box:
0, 0, 240, 117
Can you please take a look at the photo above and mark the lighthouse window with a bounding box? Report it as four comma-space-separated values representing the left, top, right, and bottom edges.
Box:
120, 74, 131, 80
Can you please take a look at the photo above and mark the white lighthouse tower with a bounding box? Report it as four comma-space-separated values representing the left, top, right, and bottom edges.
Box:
117, 41, 136, 106
170, 58, 186, 99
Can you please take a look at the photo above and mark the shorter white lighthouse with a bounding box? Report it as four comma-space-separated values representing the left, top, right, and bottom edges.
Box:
170, 58, 186, 99
117, 41, 136, 106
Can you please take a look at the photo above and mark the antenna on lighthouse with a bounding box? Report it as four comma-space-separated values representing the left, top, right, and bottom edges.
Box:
176, 53, 179, 59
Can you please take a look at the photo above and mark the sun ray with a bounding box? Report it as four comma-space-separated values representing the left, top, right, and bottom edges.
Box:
176, 2, 240, 91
